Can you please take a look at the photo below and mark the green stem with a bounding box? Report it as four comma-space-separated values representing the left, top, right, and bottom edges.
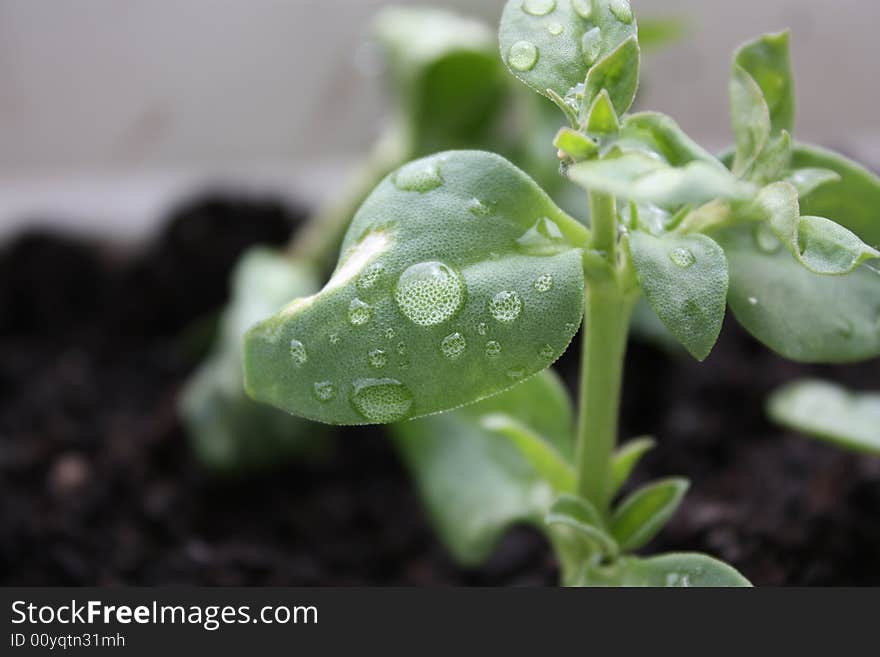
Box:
287, 127, 408, 271
575, 191, 633, 513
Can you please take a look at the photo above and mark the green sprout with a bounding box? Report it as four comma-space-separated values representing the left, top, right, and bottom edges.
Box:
242, 0, 879, 586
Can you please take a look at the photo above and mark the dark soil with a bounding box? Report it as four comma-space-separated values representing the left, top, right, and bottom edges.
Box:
1, 194, 878, 586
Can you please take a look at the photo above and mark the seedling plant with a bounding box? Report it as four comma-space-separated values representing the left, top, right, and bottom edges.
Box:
242, 0, 880, 586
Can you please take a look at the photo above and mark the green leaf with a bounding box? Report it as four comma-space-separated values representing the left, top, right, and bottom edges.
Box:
619, 112, 725, 168
546, 494, 619, 558
611, 436, 657, 496
554, 127, 598, 161
180, 248, 325, 473
568, 153, 753, 210
583, 36, 641, 116
729, 63, 771, 176
749, 130, 792, 184
786, 167, 841, 198
629, 232, 729, 360
734, 31, 795, 135
499, 0, 638, 118
583, 90, 620, 135
768, 380, 880, 454
792, 143, 880, 248
480, 413, 575, 493
391, 369, 574, 566
610, 478, 689, 551
244, 151, 587, 425
755, 182, 879, 275
583, 553, 751, 587
718, 226, 880, 363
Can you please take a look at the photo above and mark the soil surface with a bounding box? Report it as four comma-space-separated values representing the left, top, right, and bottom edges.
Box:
1, 194, 878, 586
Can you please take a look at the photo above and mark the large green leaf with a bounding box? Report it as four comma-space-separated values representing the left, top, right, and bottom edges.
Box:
180, 248, 325, 472
499, 0, 639, 117
629, 231, 729, 361
718, 226, 880, 363
244, 151, 587, 425
792, 143, 880, 248
391, 369, 574, 566
734, 31, 795, 135
768, 380, 880, 454
582, 553, 752, 587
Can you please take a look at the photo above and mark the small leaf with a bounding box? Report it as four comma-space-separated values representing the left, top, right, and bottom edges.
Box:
583, 90, 620, 134
792, 143, 880, 248
637, 17, 688, 52
610, 478, 689, 551
499, 0, 638, 117
244, 151, 587, 425
583, 36, 641, 116
481, 413, 575, 493
392, 369, 574, 566
730, 63, 771, 176
749, 130, 792, 184
786, 167, 841, 198
585, 553, 751, 587
629, 232, 729, 361
619, 112, 725, 168
546, 495, 619, 558
769, 380, 880, 454
717, 226, 880, 363
554, 127, 598, 161
734, 31, 795, 135
568, 153, 753, 210
611, 436, 657, 496
180, 249, 325, 473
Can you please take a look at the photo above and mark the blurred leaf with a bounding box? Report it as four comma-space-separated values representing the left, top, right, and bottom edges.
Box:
786, 167, 841, 199
582, 553, 751, 587
729, 63, 771, 176
610, 478, 689, 551
769, 380, 880, 454
546, 494, 619, 558
619, 112, 724, 168
244, 152, 587, 425
629, 231, 729, 360
392, 369, 574, 566
611, 436, 657, 496
734, 31, 795, 135
637, 17, 688, 52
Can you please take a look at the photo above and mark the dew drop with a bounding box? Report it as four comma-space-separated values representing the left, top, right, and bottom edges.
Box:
572, 0, 593, 20
351, 378, 414, 423
508, 367, 526, 380
516, 217, 566, 255
394, 159, 443, 192
368, 349, 388, 369
547, 22, 564, 36
509, 41, 539, 72
440, 332, 467, 360
490, 291, 523, 323
397, 341, 408, 356
748, 296, 759, 306
669, 246, 696, 269
468, 198, 494, 217
396, 261, 465, 327
485, 340, 502, 358
522, 0, 556, 16
384, 327, 395, 340
753, 223, 782, 254
399, 358, 411, 370
477, 322, 489, 336
539, 344, 555, 359
289, 339, 308, 366
534, 273, 554, 292
357, 262, 385, 291
609, 0, 634, 24
565, 322, 578, 333
581, 27, 602, 66
348, 298, 373, 326
313, 381, 336, 403
329, 332, 341, 345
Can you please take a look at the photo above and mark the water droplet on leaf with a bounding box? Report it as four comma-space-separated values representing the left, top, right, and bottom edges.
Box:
477, 322, 488, 336
357, 262, 385, 291
394, 160, 443, 192
581, 27, 602, 66
485, 340, 502, 358
397, 341, 408, 356
384, 327, 395, 340
396, 261, 465, 326
348, 298, 373, 326
572, 0, 593, 20
565, 322, 578, 333
368, 349, 388, 369
509, 41, 539, 72
313, 381, 336, 402
516, 217, 566, 255
440, 332, 467, 360
490, 291, 523, 323
669, 247, 696, 269
534, 273, 554, 292
748, 296, 759, 306
522, 0, 556, 16
351, 378, 413, 423
329, 332, 341, 345
467, 198, 493, 217
609, 0, 634, 24
539, 344, 555, 359
547, 22, 564, 36
289, 339, 307, 366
